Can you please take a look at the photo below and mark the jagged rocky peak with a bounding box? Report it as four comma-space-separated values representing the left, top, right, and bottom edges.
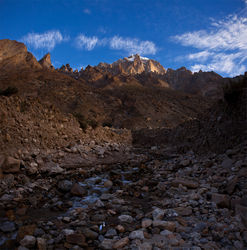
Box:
39, 53, 54, 70
97, 54, 166, 75
59, 63, 73, 73
124, 54, 149, 62
0, 39, 42, 71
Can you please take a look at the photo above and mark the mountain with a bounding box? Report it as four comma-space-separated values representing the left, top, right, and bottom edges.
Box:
62, 54, 223, 98
97, 54, 166, 75
0, 39, 42, 73
164, 67, 223, 98
0, 40, 246, 250
38, 53, 54, 70
0, 39, 211, 130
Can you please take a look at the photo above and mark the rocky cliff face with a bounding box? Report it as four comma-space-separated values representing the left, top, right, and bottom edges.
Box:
0, 39, 42, 72
78, 55, 223, 98
0, 39, 224, 99
38, 53, 54, 70
97, 54, 166, 75
165, 67, 223, 98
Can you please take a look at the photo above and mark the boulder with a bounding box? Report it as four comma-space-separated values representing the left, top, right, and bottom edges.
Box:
38, 53, 54, 70
1, 156, 20, 173
172, 178, 198, 189
20, 235, 36, 248
113, 237, 129, 249
70, 183, 87, 197
118, 214, 133, 223
212, 193, 230, 208
66, 233, 87, 246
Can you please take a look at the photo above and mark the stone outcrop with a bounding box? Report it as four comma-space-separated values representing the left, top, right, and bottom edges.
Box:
38, 53, 54, 70
0, 39, 42, 72
97, 54, 166, 75
165, 67, 223, 98
58, 63, 74, 73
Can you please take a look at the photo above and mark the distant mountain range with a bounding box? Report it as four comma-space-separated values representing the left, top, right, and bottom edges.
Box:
0, 38, 230, 98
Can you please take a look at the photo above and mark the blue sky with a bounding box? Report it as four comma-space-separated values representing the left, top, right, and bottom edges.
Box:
1, 0, 247, 76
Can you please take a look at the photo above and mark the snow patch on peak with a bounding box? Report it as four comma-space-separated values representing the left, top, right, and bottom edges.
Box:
125, 54, 150, 62
140, 56, 149, 61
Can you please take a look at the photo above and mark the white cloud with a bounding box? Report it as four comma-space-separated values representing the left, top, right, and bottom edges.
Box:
191, 52, 246, 76
83, 9, 91, 14
173, 16, 247, 51
21, 30, 67, 50
109, 36, 157, 55
75, 34, 99, 50
75, 34, 157, 55
187, 51, 213, 62
172, 15, 247, 76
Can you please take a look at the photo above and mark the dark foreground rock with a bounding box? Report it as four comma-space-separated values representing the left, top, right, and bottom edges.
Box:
0, 140, 247, 249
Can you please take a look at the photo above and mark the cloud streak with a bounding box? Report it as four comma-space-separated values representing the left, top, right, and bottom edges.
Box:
75, 34, 157, 55
21, 30, 68, 50
172, 15, 247, 76
109, 36, 157, 55
76, 34, 98, 50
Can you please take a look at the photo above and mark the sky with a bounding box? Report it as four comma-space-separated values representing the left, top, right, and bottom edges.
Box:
0, 0, 247, 76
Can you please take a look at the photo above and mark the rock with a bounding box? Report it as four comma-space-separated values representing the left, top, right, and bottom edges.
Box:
138, 242, 153, 250
152, 220, 176, 232
175, 207, 193, 216
243, 231, 247, 243
160, 229, 173, 236
49, 164, 64, 174
113, 237, 129, 249
150, 234, 168, 248
37, 237, 46, 250
58, 180, 72, 192
95, 199, 104, 207
70, 183, 87, 197
235, 204, 247, 227
0, 221, 16, 232
105, 228, 117, 238
2, 156, 20, 173
221, 157, 233, 168
82, 228, 98, 240
180, 159, 191, 166
20, 235, 36, 248
17, 224, 36, 240
0, 194, 14, 201
62, 217, 71, 223
100, 239, 115, 249
172, 178, 198, 189
100, 193, 112, 200
66, 233, 87, 246
18, 247, 29, 250
118, 214, 134, 223
157, 182, 167, 191
129, 230, 145, 240
226, 177, 238, 195
142, 218, 153, 228
0, 39, 42, 71
152, 207, 165, 220
104, 180, 113, 188
38, 53, 54, 70
116, 225, 125, 233
212, 193, 230, 208
27, 162, 38, 175
62, 229, 75, 236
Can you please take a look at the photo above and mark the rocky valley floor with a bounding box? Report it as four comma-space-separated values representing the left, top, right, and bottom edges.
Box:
0, 139, 247, 250
0, 39, 247, 250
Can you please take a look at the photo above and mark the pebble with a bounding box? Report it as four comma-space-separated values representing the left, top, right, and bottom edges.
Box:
0, 221, 16, 232
118, 214, 134, 223
129, 230, 145, 240
20, 235, 36, 248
